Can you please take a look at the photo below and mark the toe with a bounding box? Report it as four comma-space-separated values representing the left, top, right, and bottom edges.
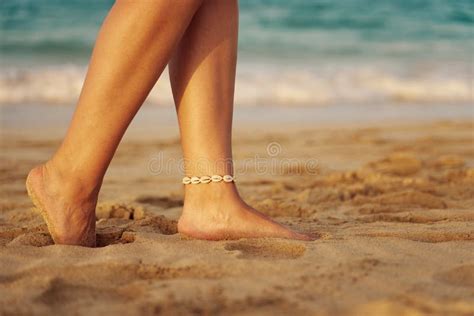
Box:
291, 231, 316, 241
273, 222, 315, 241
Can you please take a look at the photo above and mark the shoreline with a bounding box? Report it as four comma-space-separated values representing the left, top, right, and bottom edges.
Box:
1, 102, 473, 135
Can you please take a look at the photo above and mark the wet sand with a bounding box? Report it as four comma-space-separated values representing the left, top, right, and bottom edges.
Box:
0, 110, 473, 315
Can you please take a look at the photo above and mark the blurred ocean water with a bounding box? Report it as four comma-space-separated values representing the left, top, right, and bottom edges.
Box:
0, 0, 473, 106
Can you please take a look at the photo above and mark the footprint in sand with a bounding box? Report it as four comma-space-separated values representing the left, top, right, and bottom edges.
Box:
224, 239, 306, 260
8, 232, 53, 247
96, 203, 146, 220
434, 265, 474, 288
127, 215, 178, 235
96, 227, 136, 247
7, 212, 176, 247
0, 224, 45, 244
7, 227, 136, 247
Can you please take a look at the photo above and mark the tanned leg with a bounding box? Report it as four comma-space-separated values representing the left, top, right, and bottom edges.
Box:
26, 0, 203, 246
169, 0, 312, 240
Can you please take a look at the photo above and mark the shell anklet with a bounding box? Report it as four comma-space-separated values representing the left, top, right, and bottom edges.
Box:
182, 175, 234, 185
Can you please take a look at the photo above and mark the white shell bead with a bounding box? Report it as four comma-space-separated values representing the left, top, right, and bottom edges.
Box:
200, 176, 211, 184
182, 175, 234, 185
211, 175, 223, 182
223, 175, 234, 182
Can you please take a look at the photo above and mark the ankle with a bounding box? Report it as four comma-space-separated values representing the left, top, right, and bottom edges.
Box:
183, 182, 243, 209
42, 160, 101, 202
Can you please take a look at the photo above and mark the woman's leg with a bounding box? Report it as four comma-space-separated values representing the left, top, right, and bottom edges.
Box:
169, 0, 311, 240
26, 0, 203, 246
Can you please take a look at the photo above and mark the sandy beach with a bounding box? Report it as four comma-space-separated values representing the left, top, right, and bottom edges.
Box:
0, 105, 473, 315
1, 0, 473, 314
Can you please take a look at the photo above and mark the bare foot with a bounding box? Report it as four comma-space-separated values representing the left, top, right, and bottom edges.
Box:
178, 183, 314, 241
25, 163, 98, 247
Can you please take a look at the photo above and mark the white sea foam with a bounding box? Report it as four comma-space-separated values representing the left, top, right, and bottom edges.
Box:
0, 63, 471, 106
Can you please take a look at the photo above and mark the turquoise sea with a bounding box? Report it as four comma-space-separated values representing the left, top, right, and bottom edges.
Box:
1, 0, 473, 107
